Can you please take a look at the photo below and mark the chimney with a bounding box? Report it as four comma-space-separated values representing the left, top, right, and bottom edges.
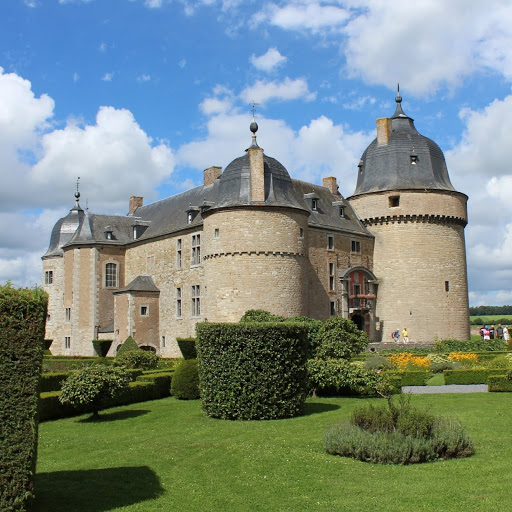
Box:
129, 196, 143, 215
248, 146, 265, 202
203, 166, 222, 187
376, 117, 392, 145
323, 176, 339, 195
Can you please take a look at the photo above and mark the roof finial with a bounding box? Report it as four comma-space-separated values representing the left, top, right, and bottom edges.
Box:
249, 101, 260, 148
395, 83, 402, 104
75, 177, 81, 204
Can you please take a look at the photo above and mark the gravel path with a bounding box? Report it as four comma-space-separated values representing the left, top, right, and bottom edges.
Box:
402, 384, 488, 394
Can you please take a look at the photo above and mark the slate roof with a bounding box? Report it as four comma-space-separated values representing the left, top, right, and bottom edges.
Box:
113, 275, 160, 294
44, 145, 371, 257
351, 93, 456, 197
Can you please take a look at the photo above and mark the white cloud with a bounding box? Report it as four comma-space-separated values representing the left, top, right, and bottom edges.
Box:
145, 0, 163, 7
102, 72, 113, 82
178, 59, 187, 69
200, 97, 232, 115
254, 2, 350, 33
73, 72, 79, 83
99, 42, 107, 52
137, 74, 151, 82
240, 77, 316, 104
250, 48, 287, 72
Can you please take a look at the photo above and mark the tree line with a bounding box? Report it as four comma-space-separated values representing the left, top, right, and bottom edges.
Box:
469, 305, 512, 316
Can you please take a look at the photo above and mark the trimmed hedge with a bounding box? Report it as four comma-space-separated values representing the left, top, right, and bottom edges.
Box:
92, 339, 113, 357
40, 372, 69, 392
434, 338, 507, 352
196, 322, 308, 420
387, 371, 431, 386
117, 336, 140, 357
176, 337, 197, 360
443, 368, 507, 385
171, 360, 200, 400
0, 284, 47, 511
488, 375, 512, 392
138, 372, 173, 397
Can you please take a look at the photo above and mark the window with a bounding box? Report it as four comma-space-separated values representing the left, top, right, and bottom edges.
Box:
64, 336, 71, 349
105, 262, 118, 288
353, 284, 361, 296
105, 231, 113, 240
65, 308, 71, 322
192, 285, 200, 317
162, 336, 166, 348
351, 240, 361, 253
44, 270, 53, 285
410, 154, 418, 165
176, 287, 182, 317
389, 195, 400, 207
445, 281, 450, 292
299, 227, 304, 238
214, 228, 219, 239
146, 255, 155, 274
327, 235, 334, 250
140, 306, 149, 316
191, 234, 201, 266
188, 212, 193, 224
176, 239, 182, 269
339, 206, 345, 218
312, 198, 318, 211
330, 301, 336, 316
329, 263, 335, 291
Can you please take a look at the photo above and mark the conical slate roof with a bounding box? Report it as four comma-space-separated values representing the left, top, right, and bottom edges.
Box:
352, 91, 455, 196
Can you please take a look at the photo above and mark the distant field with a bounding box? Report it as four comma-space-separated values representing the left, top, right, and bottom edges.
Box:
470, 315, 512, 325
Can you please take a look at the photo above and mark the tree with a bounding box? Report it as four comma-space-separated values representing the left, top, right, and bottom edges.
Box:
315, 317, 369, 360
59, 365, 130, 419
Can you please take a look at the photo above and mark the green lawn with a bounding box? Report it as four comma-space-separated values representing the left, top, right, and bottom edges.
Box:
35, 393, 512, 512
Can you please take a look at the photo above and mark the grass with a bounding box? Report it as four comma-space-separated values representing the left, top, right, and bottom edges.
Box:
34, 393, 512, 512
470, 315, 512, 325
425, 373, 445, 386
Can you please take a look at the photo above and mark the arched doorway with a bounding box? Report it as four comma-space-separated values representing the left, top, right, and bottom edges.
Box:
351, 313, 365, 332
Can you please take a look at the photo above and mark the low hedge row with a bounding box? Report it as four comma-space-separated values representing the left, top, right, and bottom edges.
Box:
386, 371, 431, 386
443, 368, 508, 384
39, 372, 173, 421
40, 372, 69, 392
488, 375, 512, 392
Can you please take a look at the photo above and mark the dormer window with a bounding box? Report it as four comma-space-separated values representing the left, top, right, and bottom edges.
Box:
332, 200, 345, 218
104, 225, 113, 240
312, 198, 318, 211
304, 192, 319, 212
132, 224, 148, 240
186, 205, 200, 224
410, 154, 418, 165
358, 159, 364, 174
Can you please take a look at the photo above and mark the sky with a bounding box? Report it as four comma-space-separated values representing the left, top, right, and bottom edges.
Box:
1, 0, 512, 306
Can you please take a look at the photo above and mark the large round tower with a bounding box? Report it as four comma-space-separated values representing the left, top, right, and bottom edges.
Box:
202, 121, 310, 322
348, 90, 470, 343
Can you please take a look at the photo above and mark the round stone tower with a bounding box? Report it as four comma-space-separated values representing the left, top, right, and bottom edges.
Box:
348, 90, 470, 343
202, 121, 309, 322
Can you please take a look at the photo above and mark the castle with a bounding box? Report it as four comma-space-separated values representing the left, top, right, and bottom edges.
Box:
42, 92, 470, 357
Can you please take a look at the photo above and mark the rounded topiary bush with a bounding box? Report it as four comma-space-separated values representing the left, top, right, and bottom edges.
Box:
324, 397, 474, 465
115, 349, 159, 370
239, 309, 285, 323
315, 317, 369, 360
171, 359, 200, 400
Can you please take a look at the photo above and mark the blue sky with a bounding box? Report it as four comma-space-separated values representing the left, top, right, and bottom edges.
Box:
1, 0, 512, 306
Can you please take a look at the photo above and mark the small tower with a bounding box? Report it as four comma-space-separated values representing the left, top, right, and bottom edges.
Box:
348, 89, 470, 343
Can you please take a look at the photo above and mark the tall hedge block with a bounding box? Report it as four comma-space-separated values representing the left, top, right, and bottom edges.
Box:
0, 284, 48, 511
196, 322, 309, 420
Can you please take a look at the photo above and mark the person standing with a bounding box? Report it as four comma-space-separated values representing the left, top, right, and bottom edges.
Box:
503, 325, 509, 343
402, 327, 409, 343
497, 324, 504, 340
393, 329, 400, 343
489, 325, 495, 340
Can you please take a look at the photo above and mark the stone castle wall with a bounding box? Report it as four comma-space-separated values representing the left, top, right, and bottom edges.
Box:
349, 190, 470, 343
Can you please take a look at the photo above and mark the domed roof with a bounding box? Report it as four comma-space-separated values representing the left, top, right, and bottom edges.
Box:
43, 199, 84, 258
352, 91, 456, 196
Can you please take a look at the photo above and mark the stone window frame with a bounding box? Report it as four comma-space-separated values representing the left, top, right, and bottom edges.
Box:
65, 308, 71, 322
64, 336, 71, 349
176, 238, 182, 269
330, 301, 336, 316
214, 228, 220, 239
44, 270, 53, 285
191, 233, 201, 267
389, 195, 400, 208
327, 234, 334, 251
191, 284, 201, 317
351, 240, 361, 253
329, 262, 335, 291
140, 305, 149, 317
104, 260, 120, 289
176, 287, 182, 318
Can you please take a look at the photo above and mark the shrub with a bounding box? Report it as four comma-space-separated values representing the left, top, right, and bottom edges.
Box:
138, 372, 174, 398
115, 349, 160, 370
434, 338, 507, 352
448, 352, 479, 365
488, 374, 512, 392
427, 353, 458, 373
116, 336, 140, 357
171, 359, 200, 400
239, 309, 285, 323
197, 322, 308, 420
40, 372, 69, 392
387, 370, 431, 386
324, 396, 474, 464
315, 317, 369, 360
443, 369, 506, 385
0, 284, 47, 512
176, 337, 197, 359
92, 339, 113, 357
59, 365, 130, 419
486, 354, 512, 369
364, 356, 394, 371
288, 316, 324, 356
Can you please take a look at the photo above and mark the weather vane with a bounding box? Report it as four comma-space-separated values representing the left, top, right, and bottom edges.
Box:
251, 101, 260, 120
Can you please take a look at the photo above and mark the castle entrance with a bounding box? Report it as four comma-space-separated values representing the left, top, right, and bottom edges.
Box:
351, 313, 365, 332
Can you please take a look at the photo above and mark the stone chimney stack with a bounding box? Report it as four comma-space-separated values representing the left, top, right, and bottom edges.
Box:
203, 166, 222, 187
376, 117, 392, 145
323, 176, 339, 195
129, 196, 143, 215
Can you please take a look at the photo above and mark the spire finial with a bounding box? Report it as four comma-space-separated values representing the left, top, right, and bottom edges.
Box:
75, 177, 81, 203
249, 101, 260, 148
395, 83, 402, 104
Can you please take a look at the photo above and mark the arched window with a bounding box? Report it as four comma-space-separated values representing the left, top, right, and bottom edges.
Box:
105, 262, 118, 288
